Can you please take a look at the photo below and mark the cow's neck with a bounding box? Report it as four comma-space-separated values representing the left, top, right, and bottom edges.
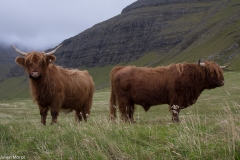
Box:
29, 70, 53, 103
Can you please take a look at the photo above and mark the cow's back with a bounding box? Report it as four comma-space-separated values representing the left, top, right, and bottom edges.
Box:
112, 66, 174, 107
53, 66, 94, 110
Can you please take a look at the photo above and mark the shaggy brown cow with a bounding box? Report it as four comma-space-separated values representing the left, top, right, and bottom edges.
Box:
109, 61, 225, 122
12, 45, 94, 125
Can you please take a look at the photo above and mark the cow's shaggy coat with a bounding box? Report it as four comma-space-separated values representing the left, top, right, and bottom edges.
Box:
109, 61, 224, 122
13, 46, 94, 125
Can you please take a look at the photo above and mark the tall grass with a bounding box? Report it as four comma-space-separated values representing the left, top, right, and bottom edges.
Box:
0, 72, 240, 159
0, 98, 239, 159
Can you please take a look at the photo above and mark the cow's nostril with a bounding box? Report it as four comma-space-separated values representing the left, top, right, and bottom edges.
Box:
31, 72, 39, 77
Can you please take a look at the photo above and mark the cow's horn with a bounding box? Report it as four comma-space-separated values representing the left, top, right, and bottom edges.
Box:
45, 45, 62, 55
200, 62, 205, 67
220, 63, 230, 69
198, 58, 205, 67
11, 45, 27, 56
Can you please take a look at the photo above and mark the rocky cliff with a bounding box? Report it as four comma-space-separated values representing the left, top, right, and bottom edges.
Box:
122, 0, 212, 13
52, 0, 231, 68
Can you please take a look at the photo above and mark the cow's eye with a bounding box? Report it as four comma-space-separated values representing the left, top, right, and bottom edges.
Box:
27, 62, 32, 67
39, 61, 44, 66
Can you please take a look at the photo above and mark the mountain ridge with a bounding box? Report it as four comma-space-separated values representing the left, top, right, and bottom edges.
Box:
52, 0, 228, 68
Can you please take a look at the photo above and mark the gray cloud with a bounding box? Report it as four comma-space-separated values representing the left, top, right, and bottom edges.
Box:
0, 0, 136, 51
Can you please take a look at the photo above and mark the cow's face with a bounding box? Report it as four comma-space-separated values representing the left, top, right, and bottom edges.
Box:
207, 69, 224, 88
12, 45, 61, 80
15, 52, 56, 80
204, 61, 224, 89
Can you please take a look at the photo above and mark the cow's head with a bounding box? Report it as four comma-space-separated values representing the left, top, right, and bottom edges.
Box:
12, 45, 61, 80
198, 60, 225, 89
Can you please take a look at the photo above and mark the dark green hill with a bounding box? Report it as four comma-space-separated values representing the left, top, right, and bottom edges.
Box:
0, 45, 16, 77
1, 0, 240, 99
51, 0, 240, 70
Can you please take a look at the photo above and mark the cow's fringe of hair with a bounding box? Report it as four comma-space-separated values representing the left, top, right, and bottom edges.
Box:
204, 61, 224, 79
25, 52, 47, 64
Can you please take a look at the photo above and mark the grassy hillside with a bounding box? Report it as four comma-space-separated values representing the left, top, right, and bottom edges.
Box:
0, 64, 13, 77
0, 76, 30, 100
0, 72, 239, 159
152, 0, 240, 68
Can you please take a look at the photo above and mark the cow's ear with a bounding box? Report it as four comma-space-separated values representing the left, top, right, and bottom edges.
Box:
46, 55, 56, 64
15, 57, 25, 67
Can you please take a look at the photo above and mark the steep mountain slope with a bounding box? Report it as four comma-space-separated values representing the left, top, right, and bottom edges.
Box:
51, 0, 239, 70
150, 0, 240, 68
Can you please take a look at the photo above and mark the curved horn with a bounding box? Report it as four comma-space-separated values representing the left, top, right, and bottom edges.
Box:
11, 45, 27, 56
45, 45, 62, 55
220, 63, 230, 69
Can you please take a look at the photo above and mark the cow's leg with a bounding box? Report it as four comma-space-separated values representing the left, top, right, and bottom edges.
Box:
39, 106, 48, 125
118, 102, 128, 122
75, 110, 82, 122
50, 107, 60, 125
119, 100, 135, 123
128, 103, 135, 123
171, 105, 180, 122
50, 99, 62, 125
85, 95, 92, 117
75, 109, 88, 122
110, 104, 117, 121
80, 109, 87, 122
82, 100, 92, 122
81, 109, 87, 122
50, 111, 59, 125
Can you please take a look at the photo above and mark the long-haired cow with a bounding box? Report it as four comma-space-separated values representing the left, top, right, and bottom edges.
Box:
109, 61, 225, 122
12, 45, 94, 125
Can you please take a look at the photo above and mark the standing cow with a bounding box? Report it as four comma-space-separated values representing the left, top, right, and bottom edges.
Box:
12, 45, 94, 125
109, 61, 225, 122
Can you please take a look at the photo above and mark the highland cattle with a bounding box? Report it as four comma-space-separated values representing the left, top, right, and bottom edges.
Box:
12, 45, 94, 125
109, 61, 225, 122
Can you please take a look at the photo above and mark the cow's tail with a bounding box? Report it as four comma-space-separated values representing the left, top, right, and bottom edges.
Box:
109, 66, 124, 121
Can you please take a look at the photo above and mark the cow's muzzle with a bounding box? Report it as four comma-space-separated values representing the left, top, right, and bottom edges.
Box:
29, 72, 42, 79
219, 80, 224, 86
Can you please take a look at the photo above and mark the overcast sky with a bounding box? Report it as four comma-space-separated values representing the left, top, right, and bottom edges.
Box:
0, 0, 136, 51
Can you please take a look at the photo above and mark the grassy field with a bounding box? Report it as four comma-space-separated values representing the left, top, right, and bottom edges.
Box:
1, 1, 240, 158
0, 72, 240, 159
